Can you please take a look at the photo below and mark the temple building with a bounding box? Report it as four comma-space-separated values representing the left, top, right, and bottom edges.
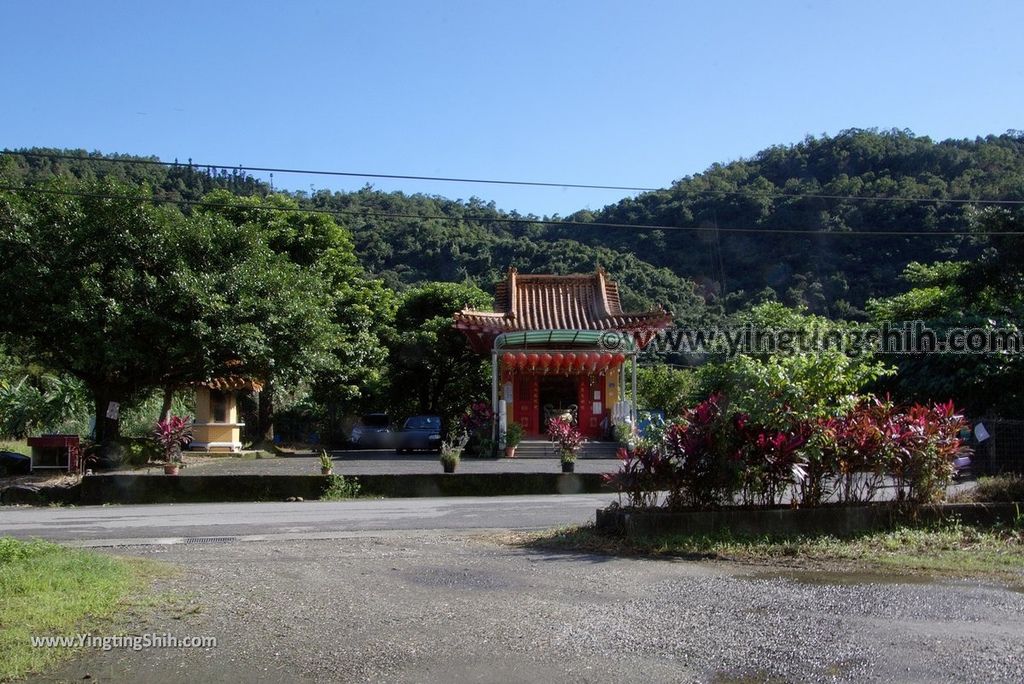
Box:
454, 268, 672, 442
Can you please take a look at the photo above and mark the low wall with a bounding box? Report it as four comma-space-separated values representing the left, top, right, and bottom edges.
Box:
73, 472, 610, 505
596, 502, 1024, 540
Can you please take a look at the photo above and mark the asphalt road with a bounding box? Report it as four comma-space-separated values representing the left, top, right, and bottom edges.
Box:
1, 494, 618, 546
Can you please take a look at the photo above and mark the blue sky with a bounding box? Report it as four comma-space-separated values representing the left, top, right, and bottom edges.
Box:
2, 0, 1022, 216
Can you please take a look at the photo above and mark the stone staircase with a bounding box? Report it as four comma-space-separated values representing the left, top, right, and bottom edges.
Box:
512, 440, 622, 459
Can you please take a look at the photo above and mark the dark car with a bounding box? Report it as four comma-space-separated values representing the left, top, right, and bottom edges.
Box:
396, 415, 443, 453
349, 413, 394, 449
0, 450, 32, 475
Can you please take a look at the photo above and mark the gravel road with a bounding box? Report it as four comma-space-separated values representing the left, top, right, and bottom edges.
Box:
27, 533, 1024, 683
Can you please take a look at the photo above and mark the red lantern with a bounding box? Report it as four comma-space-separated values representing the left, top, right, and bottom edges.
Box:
526, 353, 539, 370
599, 353, 613, 369
570, 352, 584, 371
502, 352, 514, 368
551, 353, 564, 373
540, 353, 553, 372
613, 353, 626, 366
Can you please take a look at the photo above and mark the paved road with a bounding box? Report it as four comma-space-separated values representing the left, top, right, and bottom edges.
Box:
1, 494, 618, 546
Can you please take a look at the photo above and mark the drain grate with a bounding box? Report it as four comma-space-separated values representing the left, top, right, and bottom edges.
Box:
181, 536, 238, 545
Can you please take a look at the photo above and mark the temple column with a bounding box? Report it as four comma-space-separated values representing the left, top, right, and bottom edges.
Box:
631, 351, 638, 424
491, 349, 499, 441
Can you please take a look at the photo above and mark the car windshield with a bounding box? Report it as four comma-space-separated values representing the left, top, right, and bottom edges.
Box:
404, 416, 440, 430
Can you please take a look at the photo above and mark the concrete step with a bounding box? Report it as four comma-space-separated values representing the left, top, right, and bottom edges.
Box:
511, 440, 622, 459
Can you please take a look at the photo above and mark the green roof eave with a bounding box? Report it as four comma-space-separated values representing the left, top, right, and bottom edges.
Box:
493, 329, 635, 351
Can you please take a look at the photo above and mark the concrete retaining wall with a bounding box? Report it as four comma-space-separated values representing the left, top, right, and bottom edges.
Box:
72, 472, 610, 505
596, 502, 1024, 540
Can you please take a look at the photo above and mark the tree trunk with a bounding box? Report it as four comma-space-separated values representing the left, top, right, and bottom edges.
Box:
91, 385, 122, 454
257, 379, 275, 444
158, 386, 175, 423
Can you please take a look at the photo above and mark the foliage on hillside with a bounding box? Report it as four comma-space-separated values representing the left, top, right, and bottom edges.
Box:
7, 130, 1024, 320
553, 128, 1024, 314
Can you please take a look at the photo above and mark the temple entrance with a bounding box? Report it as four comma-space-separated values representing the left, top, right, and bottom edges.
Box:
539, 375, 578, 434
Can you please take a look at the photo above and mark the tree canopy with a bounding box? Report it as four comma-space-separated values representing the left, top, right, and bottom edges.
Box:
0, 178, 336, 446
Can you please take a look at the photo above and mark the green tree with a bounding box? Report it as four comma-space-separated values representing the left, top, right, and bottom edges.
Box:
0, 178, 335, 451
197, 190, 392, 440
384, 282, 492, 426
696, 303, 894, 427
636, 364, 697, 416
867, 207, 1024, 417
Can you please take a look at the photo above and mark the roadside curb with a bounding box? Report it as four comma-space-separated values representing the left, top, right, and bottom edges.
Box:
596, 502, 1024, 539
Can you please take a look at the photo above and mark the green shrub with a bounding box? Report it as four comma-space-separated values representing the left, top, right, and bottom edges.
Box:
322, 474, 361, 500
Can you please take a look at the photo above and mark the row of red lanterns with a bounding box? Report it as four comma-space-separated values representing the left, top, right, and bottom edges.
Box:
500, 351, 626, 373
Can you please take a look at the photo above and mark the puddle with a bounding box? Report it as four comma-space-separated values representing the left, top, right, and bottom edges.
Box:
406, 566, 518, 590
740, 568, 938, 587
709, 669, 788, 684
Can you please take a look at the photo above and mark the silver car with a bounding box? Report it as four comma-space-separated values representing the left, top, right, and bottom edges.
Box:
349, 414, 394, 449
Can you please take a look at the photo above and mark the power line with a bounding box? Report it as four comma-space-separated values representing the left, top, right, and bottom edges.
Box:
5, 149, 1024, 206
3, 183, 1020, 237
3, 151, 654, 193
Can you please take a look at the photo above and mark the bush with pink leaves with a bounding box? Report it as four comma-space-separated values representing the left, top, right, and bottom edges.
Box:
605, 394, 971, 510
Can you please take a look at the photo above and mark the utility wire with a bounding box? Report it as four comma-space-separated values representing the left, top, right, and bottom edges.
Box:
5, 150, 1024, 206
3, 183, 1021, 237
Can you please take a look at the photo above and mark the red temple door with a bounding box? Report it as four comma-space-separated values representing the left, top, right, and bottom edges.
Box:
513, 374, 540, 436
576, 375, 605, 439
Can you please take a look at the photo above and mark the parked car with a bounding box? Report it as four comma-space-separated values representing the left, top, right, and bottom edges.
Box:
349, 413, 394, 449
395, 415, 443, 453
0, 450, 31, 475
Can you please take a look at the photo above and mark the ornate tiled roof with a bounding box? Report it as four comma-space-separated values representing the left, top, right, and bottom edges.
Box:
454, 268, 672, 347
196, 376, 264, 392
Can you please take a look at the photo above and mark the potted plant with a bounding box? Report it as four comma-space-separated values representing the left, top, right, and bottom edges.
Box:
560, 449, 577, 473
547, 417, 583, 473
319, 450, 333, 476
440, 441, 462, 473
154, 414, 193, 476
504, 422, 524, 458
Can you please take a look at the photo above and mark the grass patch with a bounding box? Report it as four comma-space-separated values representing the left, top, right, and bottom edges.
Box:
950, 474, 1024, 503
510, 520, 1024, 583
0, 439, 30, 456
0, 537, 160, 681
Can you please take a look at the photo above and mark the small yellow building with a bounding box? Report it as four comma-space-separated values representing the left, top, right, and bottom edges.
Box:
191, 376, 262, 453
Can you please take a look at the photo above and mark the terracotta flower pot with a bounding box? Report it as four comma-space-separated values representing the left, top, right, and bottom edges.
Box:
321, 467, 333, 476
164, 464, 180, 476
505, 446, 517, 458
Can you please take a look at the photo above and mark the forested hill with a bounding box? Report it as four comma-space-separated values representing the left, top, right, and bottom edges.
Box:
553, 129, 1024, 317
4, 129, 1023, 321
